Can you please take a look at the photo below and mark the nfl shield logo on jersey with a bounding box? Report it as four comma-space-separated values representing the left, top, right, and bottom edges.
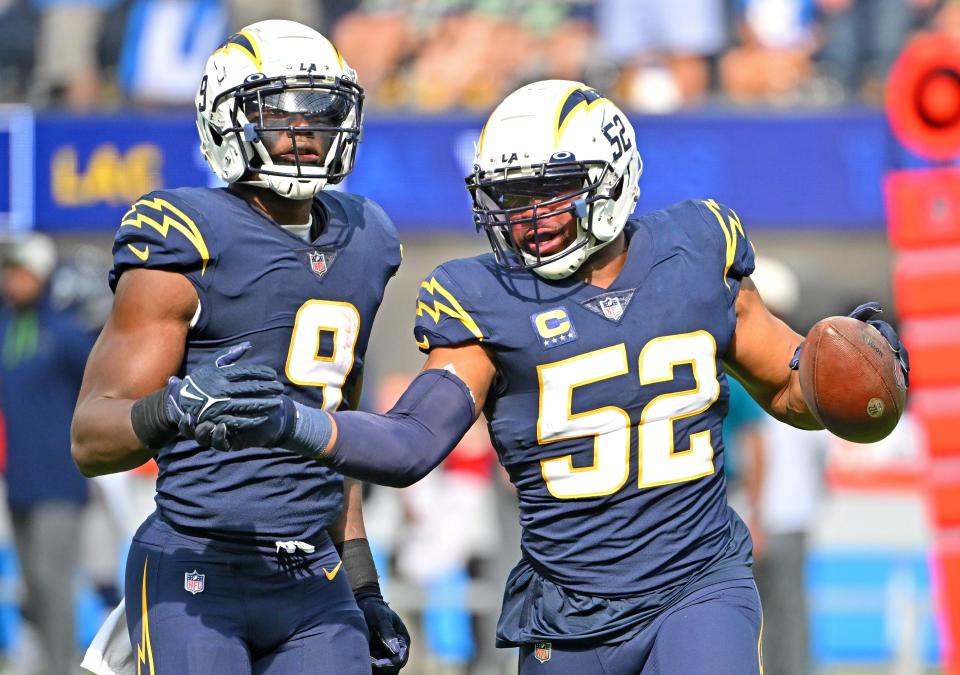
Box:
580, 289, 635, 323
533, 641, 552, 663
599, 296, 624, 321
184, 570, 205, 595
306, 249, 338, 279
308, 251, 328, 278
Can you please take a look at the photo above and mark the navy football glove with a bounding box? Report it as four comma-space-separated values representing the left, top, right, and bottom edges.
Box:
356, 594, 411, 674
195, 392, 299, 451
846, 302, 910, 387
171, 342, 286, 442
131, 342, 284, 449
201, 394, 336, 457
193, 367, 335, 456
789, 302, 910, 387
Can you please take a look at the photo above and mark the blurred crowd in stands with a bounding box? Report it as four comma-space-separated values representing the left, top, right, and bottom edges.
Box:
0, 0, 953, 113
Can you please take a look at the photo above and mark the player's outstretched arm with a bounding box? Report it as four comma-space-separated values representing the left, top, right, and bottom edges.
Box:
71, 269, 197, 476
725, 281, 910, 437
197, 342, 496, 487
723, 278, 823, 430
314, 343, 494, 486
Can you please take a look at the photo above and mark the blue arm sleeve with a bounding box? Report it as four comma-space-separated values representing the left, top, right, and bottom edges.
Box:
322, 369, 476, 488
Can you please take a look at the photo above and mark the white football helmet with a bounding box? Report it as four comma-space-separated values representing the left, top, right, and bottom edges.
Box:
195, 20, 363, 200
467, 80, 642, 279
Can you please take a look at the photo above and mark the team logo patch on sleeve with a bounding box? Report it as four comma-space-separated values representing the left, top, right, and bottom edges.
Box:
580, 289, 635, 323
531, 307, 578, 350
184, 570, 205, 595
533, 641, 552, 663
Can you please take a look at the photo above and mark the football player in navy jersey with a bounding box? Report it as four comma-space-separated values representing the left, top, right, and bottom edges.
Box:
190, 80, 909, 674
71, 20, 408, 675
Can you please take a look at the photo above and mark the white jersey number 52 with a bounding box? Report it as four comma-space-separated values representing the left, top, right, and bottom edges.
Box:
538, 331, 720, 499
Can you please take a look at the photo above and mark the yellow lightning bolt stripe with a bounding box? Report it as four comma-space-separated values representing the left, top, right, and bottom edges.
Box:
417, 277, 484, 341
758, 607, 765, 674
477, 118, 490, 157
554, 86, 605, 148
328, 38, 345, 72
121, 197, 211, 275
137, 557, 155, 675
703, 198, 747, 290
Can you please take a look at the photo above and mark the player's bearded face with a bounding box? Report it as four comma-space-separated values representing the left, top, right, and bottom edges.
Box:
244, 90, 351, 167
501, 177, 583, 257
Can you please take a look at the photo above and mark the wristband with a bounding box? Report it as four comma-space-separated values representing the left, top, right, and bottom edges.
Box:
130, 388, 178, 450
336, 538, 382, 599
282, 400, 334, 459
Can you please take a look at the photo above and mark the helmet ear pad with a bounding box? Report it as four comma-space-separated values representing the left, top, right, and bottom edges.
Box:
591, 165, 640, 243
218, 138, 247, 184
196, 112, 248, 184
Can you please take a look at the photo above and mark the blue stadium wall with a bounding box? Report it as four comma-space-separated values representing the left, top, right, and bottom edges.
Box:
0, 107, 936, 234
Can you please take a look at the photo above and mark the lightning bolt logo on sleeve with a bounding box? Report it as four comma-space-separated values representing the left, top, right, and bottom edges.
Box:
120, 197, 211, 274
703, 198, 751, 290
416, 276, 485, 341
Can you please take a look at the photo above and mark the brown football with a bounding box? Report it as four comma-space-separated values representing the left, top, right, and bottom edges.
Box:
798, 316, 906, 443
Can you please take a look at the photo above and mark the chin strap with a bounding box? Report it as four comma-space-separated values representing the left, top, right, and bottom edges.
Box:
533, 232, 616, 280
584, 232, 619, 259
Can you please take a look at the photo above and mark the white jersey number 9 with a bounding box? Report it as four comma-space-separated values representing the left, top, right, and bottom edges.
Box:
285, 300, 360, 412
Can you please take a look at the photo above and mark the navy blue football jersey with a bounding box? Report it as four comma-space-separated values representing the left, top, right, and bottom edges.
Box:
415, 199, 755, 604
111, 186, 400, 544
